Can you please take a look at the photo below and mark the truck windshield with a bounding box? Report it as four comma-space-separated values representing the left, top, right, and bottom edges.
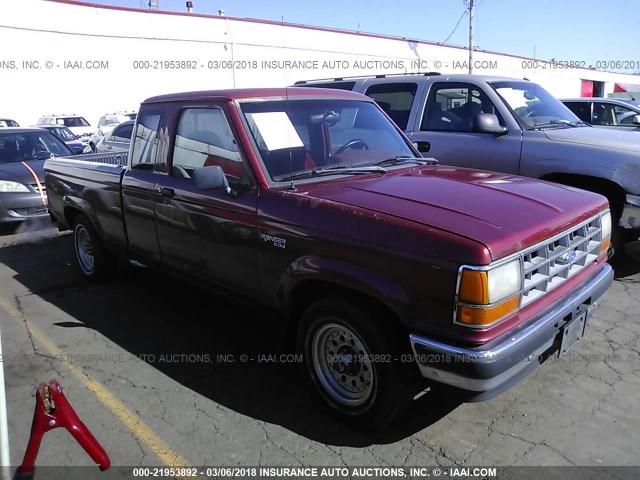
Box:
239, 99, 416, 182
490, 81, 584, 130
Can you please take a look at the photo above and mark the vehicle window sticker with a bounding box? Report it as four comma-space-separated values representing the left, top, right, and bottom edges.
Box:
246, 112, 304, 151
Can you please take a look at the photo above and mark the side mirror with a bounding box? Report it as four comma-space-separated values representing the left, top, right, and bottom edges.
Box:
413, 141, 431, 154
192, 165, 235, 195
472, 113, 508, 135
633, 114, 640, 126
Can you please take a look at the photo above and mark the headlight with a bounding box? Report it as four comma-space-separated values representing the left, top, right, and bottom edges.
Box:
0, 180, 30, 193
456, 258, 522, 328
600, 210, 611, 253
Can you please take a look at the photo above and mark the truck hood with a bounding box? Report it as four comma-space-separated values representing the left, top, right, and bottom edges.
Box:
302, 166, 607, 261
544, 126, 640, 153
0, 159, 45, 184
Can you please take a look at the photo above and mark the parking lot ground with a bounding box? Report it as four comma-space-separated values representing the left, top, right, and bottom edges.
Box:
0, 226, 639, 474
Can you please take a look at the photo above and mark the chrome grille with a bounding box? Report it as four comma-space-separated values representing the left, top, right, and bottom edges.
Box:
520, 215, 603, 307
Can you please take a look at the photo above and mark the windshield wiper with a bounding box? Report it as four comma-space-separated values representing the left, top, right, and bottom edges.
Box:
374, 156, 434, 167
532, 119, 581, 129
276, 165, 387, 182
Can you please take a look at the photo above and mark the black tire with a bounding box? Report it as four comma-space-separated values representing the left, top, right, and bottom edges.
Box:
72, 214, 116, 281
297, 297, 418, 427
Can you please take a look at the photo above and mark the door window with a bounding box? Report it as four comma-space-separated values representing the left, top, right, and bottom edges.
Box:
130, 109, 163, 170
563, 102, 592, 123
364, 82, 417, 130
111, 123, 134, 142
172, 108, 248, 188
421, 83, 499, 132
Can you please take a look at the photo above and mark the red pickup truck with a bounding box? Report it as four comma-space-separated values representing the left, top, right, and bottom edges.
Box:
44, 87, 614, 426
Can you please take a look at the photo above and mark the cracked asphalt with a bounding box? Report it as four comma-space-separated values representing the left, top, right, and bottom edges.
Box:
1, 224, 639, 471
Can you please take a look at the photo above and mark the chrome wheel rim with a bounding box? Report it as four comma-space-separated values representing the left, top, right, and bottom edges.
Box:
75, 225, 94, 274
311, 323, 374, 407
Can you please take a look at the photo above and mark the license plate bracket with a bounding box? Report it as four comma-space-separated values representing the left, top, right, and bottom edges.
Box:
559, 310, 588, 357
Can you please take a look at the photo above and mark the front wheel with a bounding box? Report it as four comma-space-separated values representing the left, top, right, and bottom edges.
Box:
73, 214, 116, 281
297, 297, 417, 427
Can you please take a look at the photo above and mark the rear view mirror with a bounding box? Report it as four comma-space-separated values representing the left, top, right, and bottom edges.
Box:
473, 113, 508, 135
633, 114, 640, 126
192, 165, 235, 196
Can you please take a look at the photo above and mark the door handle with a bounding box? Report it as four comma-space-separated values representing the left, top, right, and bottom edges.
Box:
160, 187, 175, 198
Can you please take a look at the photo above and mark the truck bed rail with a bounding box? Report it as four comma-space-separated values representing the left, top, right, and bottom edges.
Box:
62, 152, 128, 167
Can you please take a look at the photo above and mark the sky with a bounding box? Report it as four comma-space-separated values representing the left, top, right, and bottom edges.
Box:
88, 0, 639, 71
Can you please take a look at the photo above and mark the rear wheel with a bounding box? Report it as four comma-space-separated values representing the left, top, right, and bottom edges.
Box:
72, 214, 116, 281
297, 297, 417, 427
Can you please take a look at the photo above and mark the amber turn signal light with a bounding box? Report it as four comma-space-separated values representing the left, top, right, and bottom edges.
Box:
457, 295, 520, 327
458, 269, 489, 305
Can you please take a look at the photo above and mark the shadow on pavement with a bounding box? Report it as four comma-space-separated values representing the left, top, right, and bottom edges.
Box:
0, 233, 465, 446
611, 242, 640, 279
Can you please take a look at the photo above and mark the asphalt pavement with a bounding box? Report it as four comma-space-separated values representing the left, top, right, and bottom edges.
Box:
0, 223, 638, 477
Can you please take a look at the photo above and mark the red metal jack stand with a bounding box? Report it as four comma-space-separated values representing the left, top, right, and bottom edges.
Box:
14, 380, 111, 480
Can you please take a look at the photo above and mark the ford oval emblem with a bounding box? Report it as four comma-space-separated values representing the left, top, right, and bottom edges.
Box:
559, 249, 577, 264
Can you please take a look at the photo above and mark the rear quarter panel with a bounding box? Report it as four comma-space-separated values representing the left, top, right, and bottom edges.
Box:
45, 158, 127, 248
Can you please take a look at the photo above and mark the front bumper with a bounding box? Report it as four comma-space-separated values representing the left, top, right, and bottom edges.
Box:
0, 191, 49, 223
409, 263, 613, 400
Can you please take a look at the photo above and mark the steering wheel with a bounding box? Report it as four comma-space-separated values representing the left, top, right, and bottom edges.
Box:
334, 138, 370, 155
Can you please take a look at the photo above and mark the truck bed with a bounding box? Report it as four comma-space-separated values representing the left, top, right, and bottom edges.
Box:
45, 152, 129, 249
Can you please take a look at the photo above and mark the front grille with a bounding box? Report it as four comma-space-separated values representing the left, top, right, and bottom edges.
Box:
31, 183, 46, 192
11, 207, 47, 216
520, 215, 603, 307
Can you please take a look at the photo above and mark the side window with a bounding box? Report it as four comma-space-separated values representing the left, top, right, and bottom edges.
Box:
421, 83, 499, 132
112, 123, 133, 142
172, 108, 247, 187
612, 104, 636, 125
592, 103, 617, 125
364, 82, 417, 130
563, 102, 591, 123
130, 109, 163, 170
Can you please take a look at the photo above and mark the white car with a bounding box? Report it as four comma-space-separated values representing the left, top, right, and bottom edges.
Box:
36, 114, 95, 144
95, 120, 134, 153
89, 112, 136, 152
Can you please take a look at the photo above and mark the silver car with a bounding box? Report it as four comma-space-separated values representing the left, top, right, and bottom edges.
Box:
561, 97, 640, 131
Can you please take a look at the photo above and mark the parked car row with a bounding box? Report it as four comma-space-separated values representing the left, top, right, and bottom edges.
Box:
0, 127, 74, 224
0, 110, 137, 226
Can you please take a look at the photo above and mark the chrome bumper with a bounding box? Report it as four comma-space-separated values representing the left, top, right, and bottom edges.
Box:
409, 264, 613, 399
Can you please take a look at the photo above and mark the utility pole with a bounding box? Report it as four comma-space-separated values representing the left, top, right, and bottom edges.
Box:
467, 0, 474, 74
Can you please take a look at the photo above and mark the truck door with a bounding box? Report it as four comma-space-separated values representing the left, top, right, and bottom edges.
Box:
153, 104, 260, 295
407, 82, 523, 174
121, 107, 166, 262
